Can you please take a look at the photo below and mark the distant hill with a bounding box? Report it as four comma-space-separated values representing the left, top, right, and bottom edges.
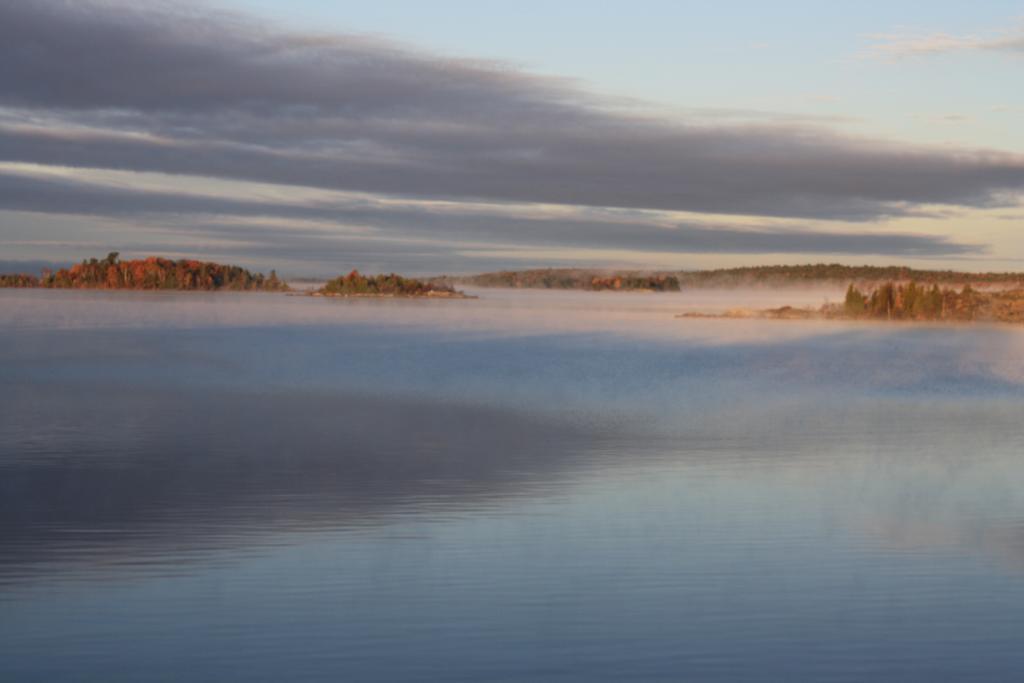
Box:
677, 264, 1024, 287
432, 269, 682, 291
433, 264, 1024, 291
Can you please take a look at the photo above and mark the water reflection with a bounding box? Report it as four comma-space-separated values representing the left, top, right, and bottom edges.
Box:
0, 384, 603, 584
3, 290, 1024, 681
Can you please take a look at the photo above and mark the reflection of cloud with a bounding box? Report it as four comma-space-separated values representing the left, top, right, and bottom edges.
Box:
0, 385, 599, 585
789, 400, 1024, 574
859, 516, 1024, 571
855, 499, 1024, 574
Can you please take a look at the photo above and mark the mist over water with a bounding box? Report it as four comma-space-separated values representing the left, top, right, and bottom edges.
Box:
2, 288, 1024, 682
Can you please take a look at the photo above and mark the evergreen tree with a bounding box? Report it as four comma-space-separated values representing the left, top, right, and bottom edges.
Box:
844, 284, 866, 315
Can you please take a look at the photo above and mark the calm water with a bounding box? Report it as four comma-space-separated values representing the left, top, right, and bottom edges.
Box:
2, 288, 1024, 682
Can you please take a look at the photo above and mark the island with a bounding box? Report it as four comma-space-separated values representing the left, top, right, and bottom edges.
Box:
311, 270, 471, 298
0, 253, 288, 291
678, 281, 1024, 325
0, 254, 474, 300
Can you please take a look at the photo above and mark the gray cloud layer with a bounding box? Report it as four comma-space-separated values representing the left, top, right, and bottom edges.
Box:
1, 0, 1023, 229
0, 171, 978, 259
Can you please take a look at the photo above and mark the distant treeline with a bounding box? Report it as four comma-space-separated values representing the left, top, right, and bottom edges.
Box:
681, 264, 1024, 287
0, 253, 288, 291
436, 264, 1024, 291
434, 269, 681, 291
321, 270, 460, 297
835, 281, 1024, 323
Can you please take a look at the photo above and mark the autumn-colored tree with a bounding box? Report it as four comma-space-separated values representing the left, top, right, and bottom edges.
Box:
0, 254, 289, 292
0, 273, 39, 288
320, 270, 458, 296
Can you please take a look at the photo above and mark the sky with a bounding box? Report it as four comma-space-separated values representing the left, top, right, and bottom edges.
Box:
1, 0, 1023, 276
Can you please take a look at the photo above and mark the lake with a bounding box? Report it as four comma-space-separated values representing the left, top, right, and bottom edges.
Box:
2, 287, 1024, 681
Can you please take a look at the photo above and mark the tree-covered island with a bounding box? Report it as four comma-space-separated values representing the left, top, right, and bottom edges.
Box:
0, 254, 472, 299
0, 253, 288, 291
679, 281, 1024, 324
313, 270, 470, 298
834, 282, 1024, 323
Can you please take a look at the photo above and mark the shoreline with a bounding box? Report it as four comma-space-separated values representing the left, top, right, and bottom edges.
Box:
676, 307, 1024, 326
299, 291, 476, 300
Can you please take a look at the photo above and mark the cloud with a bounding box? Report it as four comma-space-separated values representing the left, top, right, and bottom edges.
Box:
0, 0, 1022, 230
868, 27, 1024, 58
910, 113, 972, 125
0, 169, 981, 269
